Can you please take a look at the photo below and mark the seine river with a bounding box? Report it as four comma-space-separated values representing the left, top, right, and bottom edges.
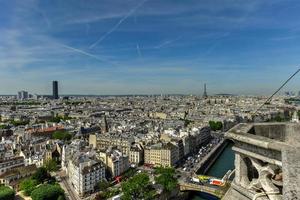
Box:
190, 142, 235, 200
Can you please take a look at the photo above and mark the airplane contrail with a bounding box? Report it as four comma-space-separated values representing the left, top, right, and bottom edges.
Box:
154, 36, 182, 49
59, 43, 118, 66
89, 0, 148, 49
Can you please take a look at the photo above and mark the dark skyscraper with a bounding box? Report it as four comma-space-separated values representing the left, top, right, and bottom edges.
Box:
52, 81, 59, 99
203, 83, 208, 98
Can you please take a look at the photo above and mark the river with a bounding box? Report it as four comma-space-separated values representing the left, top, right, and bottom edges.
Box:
190, 142, 235, 200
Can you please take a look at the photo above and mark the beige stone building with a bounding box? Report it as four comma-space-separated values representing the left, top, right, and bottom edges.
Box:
99, 149, 129, 178
144, 142, 179, 167
129, 143, 144, 164
149, 112, 167, 119
89, 134, 134, 156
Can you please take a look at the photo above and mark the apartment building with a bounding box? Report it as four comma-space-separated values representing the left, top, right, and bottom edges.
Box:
68, 152, 105, 196
89, 133, 134, 156
99, 149, 129, 178
0, 164, 37, 189
144, 142, 179, 167
0, 156, 25, 175
129, 143, 144, 164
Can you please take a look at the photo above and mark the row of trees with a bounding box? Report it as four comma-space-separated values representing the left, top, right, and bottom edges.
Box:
52, 130, 72, 141
0, 101, 41, 106
95, 188, 120, 200
9, 120, 29, 126
0, 124, 9, 129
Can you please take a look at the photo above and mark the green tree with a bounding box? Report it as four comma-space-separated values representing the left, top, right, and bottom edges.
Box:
121, 173, 155, 200
0, 186, 15, 200
154, 167, 177, 192
95, 188, 120, 200
216, 121, 223, 130
122, 168, 137, 180
43, 159, 58, 172
32, 167, 49, 183
0, 124, 8, 129
52, 131, 72, 141
97, 180, 110, 191
31, 184, 65, 200
10, 120, 29, 126
57, 195, 65, 200
20, 178, 39, 196
209, 121, 223, 131
49, 116, 72, 123
49, 116, 62, 123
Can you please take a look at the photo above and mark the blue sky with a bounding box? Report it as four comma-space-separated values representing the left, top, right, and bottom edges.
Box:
1, 0, 300, 95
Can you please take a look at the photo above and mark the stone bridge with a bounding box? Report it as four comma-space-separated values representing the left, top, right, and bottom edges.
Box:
178, 171, 234, 199
178, 181, 228, 199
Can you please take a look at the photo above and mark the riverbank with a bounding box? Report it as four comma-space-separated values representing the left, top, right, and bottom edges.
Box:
191, 142, 235, 200
195, 139, 228, 174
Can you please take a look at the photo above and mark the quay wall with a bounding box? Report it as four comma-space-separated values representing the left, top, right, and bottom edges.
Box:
196, 139, 228, 175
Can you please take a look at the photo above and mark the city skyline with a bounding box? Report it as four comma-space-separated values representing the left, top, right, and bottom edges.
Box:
1, 0, 300, 95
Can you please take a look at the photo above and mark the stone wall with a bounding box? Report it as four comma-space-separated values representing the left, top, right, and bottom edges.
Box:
223, 123, 300, 200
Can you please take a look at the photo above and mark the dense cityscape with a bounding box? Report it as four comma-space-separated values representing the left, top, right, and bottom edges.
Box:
1, 0, 300, 199
0, 81, 299, 200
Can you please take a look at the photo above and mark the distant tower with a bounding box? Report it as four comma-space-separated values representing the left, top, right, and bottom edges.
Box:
101, 115, 108, 133
52, 81, 59, 99
203, 83, 208, 98
17, 90, 29, 100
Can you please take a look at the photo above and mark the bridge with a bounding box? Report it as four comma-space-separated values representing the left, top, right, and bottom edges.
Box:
178, 181, 228, 199
178, 170, 235, 199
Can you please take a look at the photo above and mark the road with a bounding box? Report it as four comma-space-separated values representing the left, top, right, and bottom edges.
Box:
60, 177, 80, 200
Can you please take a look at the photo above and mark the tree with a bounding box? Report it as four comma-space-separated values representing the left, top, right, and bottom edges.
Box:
32, 167, 49, 183
49, 116, 62, 123
57, 195, 65, 200
52, 131, 72, 141
209, 121, 223, 131
121, 173, 155, 200
31, 184, 65, 200
20, 178, 39, 196
97, 180, 110, 191
43, 159, 58, 172
216, 121, 223, 130
122, 168, 137, 180
10, 120, 29, 126
95, 188, 120, 200
0, 124, 8, 129
154, 167, 177, 192
0, 186, 15, 200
